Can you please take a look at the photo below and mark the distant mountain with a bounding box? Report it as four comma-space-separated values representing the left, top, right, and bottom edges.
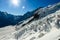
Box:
0, 11, 16, 27
0, 11, 35, 27
0, 11, 24, 27
0, 9, 37, 27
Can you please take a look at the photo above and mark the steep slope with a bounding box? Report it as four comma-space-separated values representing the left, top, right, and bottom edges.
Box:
14, 2, 60, 40
15, 10, 60, 40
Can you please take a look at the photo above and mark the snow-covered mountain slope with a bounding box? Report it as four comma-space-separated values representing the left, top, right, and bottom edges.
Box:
14, 2, 60, 40
15, 10, 60, 40
0, 2, 60, 40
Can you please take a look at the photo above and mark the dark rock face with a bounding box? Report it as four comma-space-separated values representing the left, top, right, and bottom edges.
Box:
34, 12, 39, 19
21, 12, 40, 27
58, 39, 60, 40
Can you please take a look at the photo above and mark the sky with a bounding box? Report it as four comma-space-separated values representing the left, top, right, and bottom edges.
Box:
0, 0, 60, 15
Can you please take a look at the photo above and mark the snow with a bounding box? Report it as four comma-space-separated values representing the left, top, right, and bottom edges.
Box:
0, 26, 16, 40
37, 28, 60, 40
